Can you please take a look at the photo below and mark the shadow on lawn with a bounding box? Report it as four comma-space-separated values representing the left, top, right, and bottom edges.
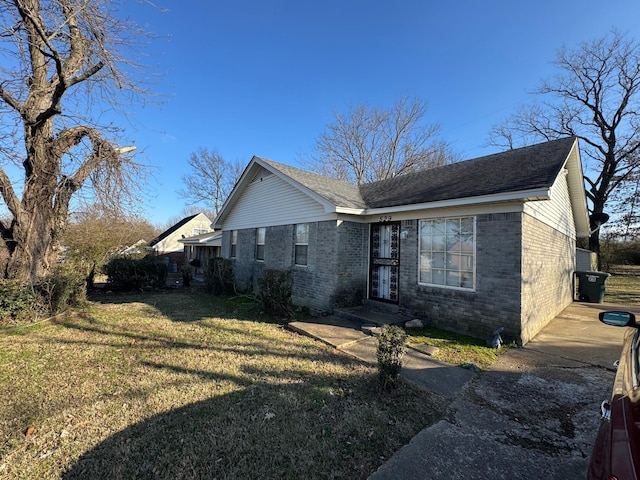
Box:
60, 364, 436, 480
87, 287, 290, 325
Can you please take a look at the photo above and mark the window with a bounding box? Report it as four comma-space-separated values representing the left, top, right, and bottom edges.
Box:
192, 228, 209, 235
256, 227, 265, 261
294, 223, 309, 266
419, 217, 475, 289
230, 230, 237, 258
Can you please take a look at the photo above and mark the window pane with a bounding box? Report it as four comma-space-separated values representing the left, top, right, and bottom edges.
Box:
420, 220, 433, 236
296, 224, 309, 243
432, 233, 445, 251
461, 217, 474, 234
432, 252, 445, 269
257, 227, 265, 244
461, 273, 474, 289
446, 271, 462, 287
256, 245, 264, 261
432, 269, 445, 285
295, 245, 308, 265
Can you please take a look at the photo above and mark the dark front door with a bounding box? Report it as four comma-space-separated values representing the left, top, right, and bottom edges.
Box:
369, 222, 400, 303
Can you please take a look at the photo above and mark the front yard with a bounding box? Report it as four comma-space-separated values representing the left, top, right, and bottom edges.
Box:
1, 270, 637, 479
0, 292, 447, 480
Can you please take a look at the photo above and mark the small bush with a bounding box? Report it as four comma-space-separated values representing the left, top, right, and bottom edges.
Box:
258, 269, 294, 318
0, 280, 41, 325
37, 267, 86, 314
377, 325, 407, 391
204, 257, 234, 295
104, 256, 168, 291
181, 265, 192, 287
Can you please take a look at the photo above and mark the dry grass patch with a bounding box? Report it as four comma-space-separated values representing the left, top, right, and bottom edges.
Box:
0, 291, 447, 479
605, 270, 640, 306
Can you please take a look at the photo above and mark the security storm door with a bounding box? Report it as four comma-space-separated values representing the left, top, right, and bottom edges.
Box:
369, 222, 400, 303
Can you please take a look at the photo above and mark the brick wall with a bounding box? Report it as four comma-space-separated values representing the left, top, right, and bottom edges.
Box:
223, 220, 366, 312
399, 213, 524, 342
520, 213, 575, 343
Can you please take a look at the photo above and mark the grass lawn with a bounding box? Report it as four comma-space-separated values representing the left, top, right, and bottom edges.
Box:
0, 291, 448, 480
605, 268, 640, 305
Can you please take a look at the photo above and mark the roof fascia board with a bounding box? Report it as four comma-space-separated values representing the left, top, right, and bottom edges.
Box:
564, 140, 590, 237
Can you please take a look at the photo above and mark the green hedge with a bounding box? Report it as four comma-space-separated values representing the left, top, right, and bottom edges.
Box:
104, 256, 168, 291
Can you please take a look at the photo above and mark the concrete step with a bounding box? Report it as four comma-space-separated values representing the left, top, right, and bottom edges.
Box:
333, 305, 411, 327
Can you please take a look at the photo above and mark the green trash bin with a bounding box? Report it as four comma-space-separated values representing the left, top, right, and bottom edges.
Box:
575, 271, 610, 303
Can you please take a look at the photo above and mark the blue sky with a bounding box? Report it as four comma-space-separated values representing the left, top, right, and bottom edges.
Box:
121, 0, 640, 225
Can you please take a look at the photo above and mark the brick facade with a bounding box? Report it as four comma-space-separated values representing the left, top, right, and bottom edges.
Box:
224, 212, 575, 344
520, 213, 575, 343
397, 212, 575, 344
398, 213, 524, 343
222, 220, 368, 312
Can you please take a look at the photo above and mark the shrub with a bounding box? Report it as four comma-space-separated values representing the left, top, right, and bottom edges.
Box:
377, 325, 407, 391
204, 257, 234, 295
258, 269, 294, 318
104, 256, 168, 291
181, 265, 192, 287
0, 280, 41, 325
37, 266, 86, 314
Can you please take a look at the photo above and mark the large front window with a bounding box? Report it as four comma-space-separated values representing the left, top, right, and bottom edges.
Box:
295, 223, 309, 266
419, 217, 475, 289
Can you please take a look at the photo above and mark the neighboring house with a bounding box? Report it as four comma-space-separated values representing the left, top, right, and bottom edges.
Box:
213, 137, 590, 345
147, 213, 213, 265
178, 230, 222, 271
119, 239, 147, 256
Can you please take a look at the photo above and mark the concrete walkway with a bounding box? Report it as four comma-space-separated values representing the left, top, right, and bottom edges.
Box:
288, 314, 476, 398
368, 301, 635, 480
289, 301, 638, 479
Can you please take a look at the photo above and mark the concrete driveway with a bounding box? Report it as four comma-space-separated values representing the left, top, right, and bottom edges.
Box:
369, 302, 637, 480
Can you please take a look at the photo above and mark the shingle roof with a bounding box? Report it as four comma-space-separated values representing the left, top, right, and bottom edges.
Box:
257, 158, 366, 209
359, 137, 577, 208
148, 214, 198, 247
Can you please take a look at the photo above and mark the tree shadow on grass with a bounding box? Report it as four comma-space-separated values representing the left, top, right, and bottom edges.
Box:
87, 288, 289, 325
61, 362, 445, 480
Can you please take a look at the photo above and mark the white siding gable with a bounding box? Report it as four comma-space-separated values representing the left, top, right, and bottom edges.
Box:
523, 169, 576, 238
223, 172, 337, 230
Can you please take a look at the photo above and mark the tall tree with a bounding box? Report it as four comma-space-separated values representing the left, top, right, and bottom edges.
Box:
305, 96, 457, 185
488, 31, 640, 257
178, 148, 243, 216
0, 0, 150, 282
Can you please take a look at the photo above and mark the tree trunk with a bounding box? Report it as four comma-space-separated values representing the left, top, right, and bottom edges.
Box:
4, 118, 66, 282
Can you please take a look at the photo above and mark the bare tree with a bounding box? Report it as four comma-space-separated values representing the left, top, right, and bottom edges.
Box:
305, 96, 457, 185
0, 0, 153, 281
178, 148, 243, 216
63, 204, 159, 287
487, 31, 640, 257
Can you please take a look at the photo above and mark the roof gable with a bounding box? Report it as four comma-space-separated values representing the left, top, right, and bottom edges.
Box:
149, 213, 212, 247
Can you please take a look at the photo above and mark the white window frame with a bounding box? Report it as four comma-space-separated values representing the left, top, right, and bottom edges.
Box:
294, 223, 309, 266
230, 230, 237, 258
256, 227, 265, 261
418, 216, 476, 291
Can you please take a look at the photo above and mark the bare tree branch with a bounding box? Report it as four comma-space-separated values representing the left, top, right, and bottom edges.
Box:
305, 95, 455, 185
487, 30, 640, 256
